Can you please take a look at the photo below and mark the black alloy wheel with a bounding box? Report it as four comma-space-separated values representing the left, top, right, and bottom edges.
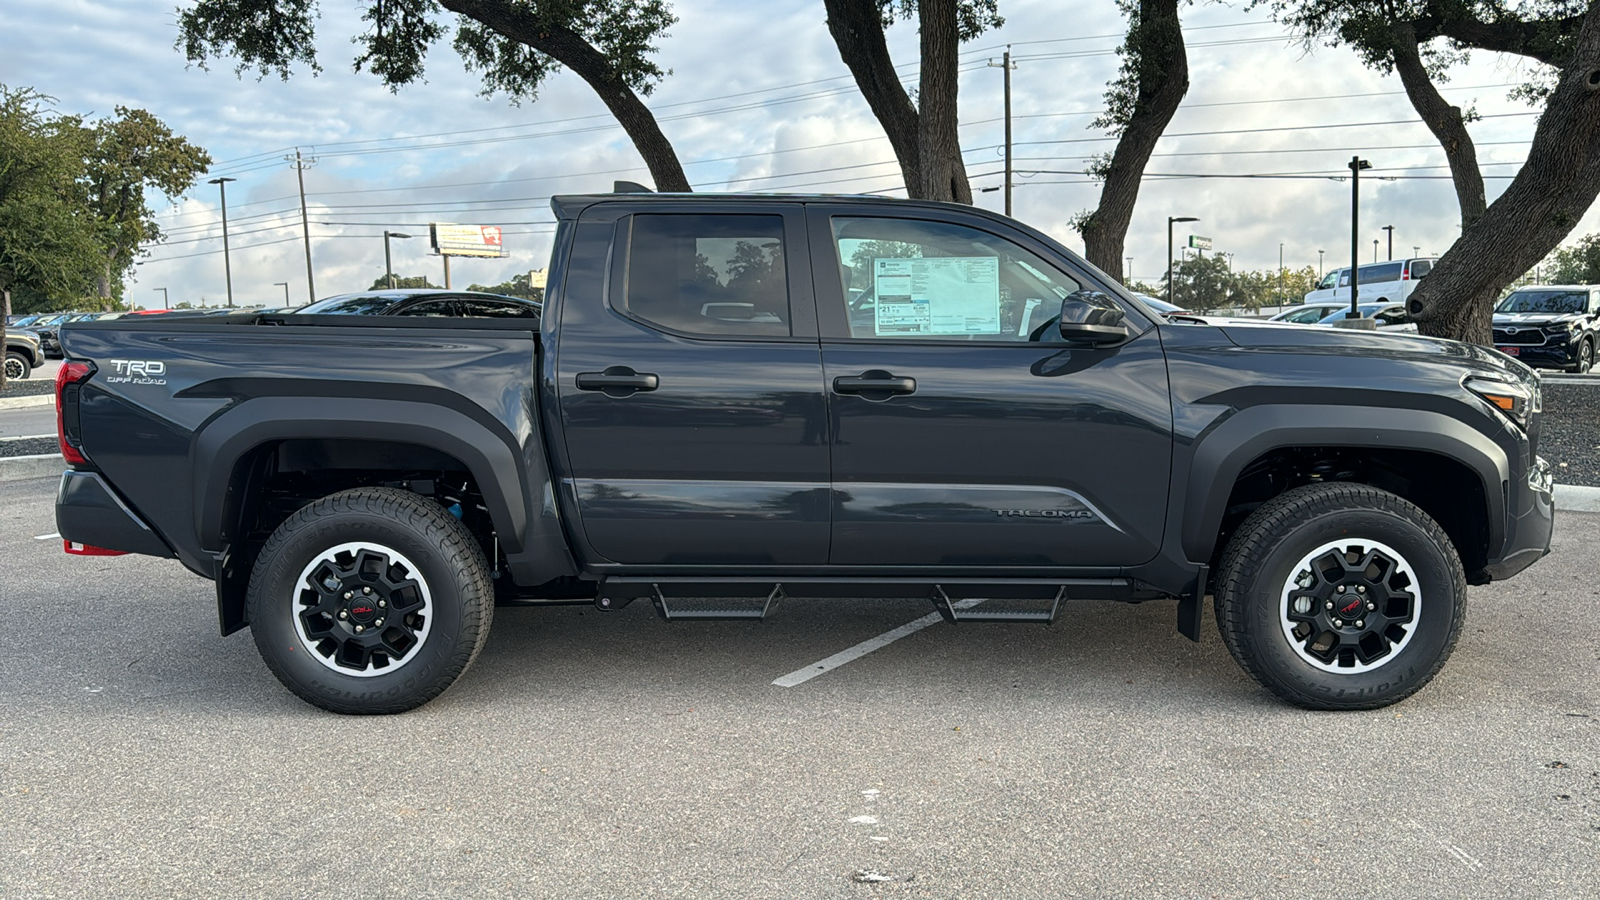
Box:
246, 487, 494, 714
1215, 482, 1465, 710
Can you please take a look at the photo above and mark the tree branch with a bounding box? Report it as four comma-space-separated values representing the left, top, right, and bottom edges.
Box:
823, 0, 922, 194
1390, 22, 1485, 228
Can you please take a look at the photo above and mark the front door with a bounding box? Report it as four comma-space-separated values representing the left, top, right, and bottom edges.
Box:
808, 205, 1173, 569
554, 203, 830, 566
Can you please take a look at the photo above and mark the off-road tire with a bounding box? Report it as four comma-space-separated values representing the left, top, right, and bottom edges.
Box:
246, 487, 494, 714
1215, 482, 1465, 710
4, 351, 29, 381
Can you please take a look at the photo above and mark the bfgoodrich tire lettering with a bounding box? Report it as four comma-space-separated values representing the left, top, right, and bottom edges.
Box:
246, 487, 493, 714
1214, 482, 1465, 710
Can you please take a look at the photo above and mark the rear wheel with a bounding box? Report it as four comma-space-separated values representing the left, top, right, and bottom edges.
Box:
246, 487, 494, 714
4, 351, 29, 381
1215, 483, 1465, 710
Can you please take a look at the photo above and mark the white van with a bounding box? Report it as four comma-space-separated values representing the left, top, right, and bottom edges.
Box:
1303, 258, 1435, 306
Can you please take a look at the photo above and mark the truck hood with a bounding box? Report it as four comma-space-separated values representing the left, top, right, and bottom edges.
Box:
1210, 320, 1538, 386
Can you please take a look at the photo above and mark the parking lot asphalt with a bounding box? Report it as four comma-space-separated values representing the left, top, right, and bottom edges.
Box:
1, 474, 1596, 899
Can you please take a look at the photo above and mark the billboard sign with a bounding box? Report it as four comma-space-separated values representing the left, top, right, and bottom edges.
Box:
431, 223, 507, 258
1187, 235, 1212, 251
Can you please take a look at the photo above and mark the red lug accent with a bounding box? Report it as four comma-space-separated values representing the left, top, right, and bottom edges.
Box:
56, 360, 93, 465
64, 540, 127, 557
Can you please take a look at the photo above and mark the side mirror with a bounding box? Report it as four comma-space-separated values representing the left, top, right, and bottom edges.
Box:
1057, 292, 1128, 345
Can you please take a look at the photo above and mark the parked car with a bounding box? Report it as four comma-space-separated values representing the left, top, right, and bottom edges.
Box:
5, 327, 44, 380
292, 288, 542, 319
1268, 302, 1349, 325
57, 190, 1551, 717
1304, 258, 1435, 307
1491, 285, 1598, 373
1314, 302, 1417, 332
32, 312, 103, 358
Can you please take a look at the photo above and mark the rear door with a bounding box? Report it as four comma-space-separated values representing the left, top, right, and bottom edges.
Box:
807, 204, 1173, 569
553, 202, 830, 567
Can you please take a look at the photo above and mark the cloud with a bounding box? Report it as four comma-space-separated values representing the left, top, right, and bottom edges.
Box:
3, 0, 1591, 306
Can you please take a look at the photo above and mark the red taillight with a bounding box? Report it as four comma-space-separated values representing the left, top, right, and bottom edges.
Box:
64, 540, 127, 557
56, 360, 94, 465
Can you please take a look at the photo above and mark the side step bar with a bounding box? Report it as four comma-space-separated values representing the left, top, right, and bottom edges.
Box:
598, 577, 1136, 624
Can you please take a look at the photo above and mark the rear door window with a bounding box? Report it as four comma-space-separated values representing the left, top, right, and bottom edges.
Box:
622, 214, 791, 337
1407, 260, 1432, 279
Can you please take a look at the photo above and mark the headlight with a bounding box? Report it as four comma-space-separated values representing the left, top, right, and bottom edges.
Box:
1464, 375, 1539, 429
1544, 321, 1575, 333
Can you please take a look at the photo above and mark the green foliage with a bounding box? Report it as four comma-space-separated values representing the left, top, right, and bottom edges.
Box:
0, 87, 103, 306
468, 270, 545, 300
367, 274, 441, 289
1162, 257, 1318, 312
877, 1, 1004, 40
1543, 233, 1600, 284
83, 107, 212, 298
180, 0, 679, 100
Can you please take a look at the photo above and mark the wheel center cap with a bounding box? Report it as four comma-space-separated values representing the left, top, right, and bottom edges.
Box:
347, 598, 379, 624
1335, 592, 1365, 620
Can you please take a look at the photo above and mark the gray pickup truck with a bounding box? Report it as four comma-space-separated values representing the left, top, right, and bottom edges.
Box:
54, 191, 1553, 714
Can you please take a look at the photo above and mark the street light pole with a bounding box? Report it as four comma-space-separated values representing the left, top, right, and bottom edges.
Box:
1318, 249, 1325, 277
1382, 225, 1395, 260
384, 232, 413, 289
153, 288, 168, 310
273, 282, 290, 305
1347, 156, 1371, 319
208, 177, 237, 307
1167, 215, 1199, 303
1279, 242, 1285, 303
1373, 239, 1380, 263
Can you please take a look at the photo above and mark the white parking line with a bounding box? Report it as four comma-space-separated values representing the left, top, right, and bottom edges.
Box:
1, 434, 56, 442
34, 532, 60, 541
772, 598, 983, 688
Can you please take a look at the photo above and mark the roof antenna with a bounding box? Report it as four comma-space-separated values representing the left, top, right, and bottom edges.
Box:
613, 181, 653, 194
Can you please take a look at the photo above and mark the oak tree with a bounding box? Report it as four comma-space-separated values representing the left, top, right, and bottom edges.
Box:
179, 0, 692, 191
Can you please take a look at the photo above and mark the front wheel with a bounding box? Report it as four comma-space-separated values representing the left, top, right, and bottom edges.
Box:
1570, 337, 1593, 374
1215, 483, 1465, 710
246, 487, 494, 714
4, 351, 30, 381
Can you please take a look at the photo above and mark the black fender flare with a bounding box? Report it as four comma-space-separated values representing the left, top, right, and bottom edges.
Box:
1180, 405, 1509, 562
192, 396, 530, 555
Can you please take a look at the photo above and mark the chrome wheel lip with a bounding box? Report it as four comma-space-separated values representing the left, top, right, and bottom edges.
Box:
291, 541, 433, 678
1278, 537, 1422, 674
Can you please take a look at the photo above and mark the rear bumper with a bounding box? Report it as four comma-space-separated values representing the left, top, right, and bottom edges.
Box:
1483, 456, 1554, 581
56, 470, 176, 558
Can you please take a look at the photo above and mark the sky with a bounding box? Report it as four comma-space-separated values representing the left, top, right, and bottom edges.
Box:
1, 0, 1580, 308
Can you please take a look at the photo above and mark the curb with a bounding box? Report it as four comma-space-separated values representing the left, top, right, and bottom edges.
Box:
1553, 483, 1600, 513
0, 395, 53, 410
0, 453, 63, 483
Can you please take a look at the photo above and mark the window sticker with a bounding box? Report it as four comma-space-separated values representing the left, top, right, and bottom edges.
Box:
872, 256, 1000, 335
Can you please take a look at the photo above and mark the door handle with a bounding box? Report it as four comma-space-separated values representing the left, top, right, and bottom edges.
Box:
576, 366, 659, 396
832, 371, 916, 396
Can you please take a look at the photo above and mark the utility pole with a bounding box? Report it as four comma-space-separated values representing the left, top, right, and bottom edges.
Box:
208, 177, 237, 307
1382, 224, 1395, 260
987, 48, 1016, 216
289, 148, 318, 304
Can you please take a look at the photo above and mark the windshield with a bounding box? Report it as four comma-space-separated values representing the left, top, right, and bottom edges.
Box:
1496, 290, 1587, 314
296, 294, 397, 315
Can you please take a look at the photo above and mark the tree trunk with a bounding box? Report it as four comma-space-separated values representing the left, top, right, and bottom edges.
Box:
916, 0, 972, 203
98, 256, 114, 310
439, 0, 691, 192
1, 286, 9, 391
1080, 0, 1187, 282
1391, 24, 1486, 229
1411, 3, 1600, 345
823, 0, 922, 194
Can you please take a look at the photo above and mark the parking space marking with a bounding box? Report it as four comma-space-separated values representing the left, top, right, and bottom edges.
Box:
772, 598, 983, 688
34, 532, 60, 541
1, 433, 56, 442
